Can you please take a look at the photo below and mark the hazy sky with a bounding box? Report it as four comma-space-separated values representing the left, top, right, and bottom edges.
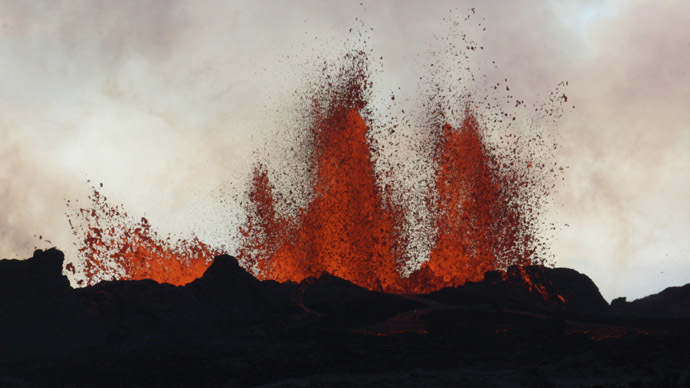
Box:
1, 0, 689, 301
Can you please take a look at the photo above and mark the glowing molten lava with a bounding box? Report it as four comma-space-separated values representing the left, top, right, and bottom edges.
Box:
67, 189, 220, 286
238, 51, 544, 293
241, 103, 402, 292
408, 113, 537, 293
70, 49, 549, 292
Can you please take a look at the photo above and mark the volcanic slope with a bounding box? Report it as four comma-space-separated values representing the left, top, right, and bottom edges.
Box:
1, 248, 690, 387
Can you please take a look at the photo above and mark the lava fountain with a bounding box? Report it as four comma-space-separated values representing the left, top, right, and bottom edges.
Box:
66, 188, 221, 286
241, 52, 402, 292
238, 49, 547, 293
68, 44, 555, 292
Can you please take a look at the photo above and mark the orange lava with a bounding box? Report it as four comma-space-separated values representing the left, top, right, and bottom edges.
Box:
565, 324, 653, 341
406, 112, 536, 293
67, 189, 220, 286
241, 68, 403, 292
238, 51, 544, 293
69, 48, 550, 292
502, 266, 567, 305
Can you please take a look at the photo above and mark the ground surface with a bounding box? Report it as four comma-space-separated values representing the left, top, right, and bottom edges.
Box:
1, 249, 689, 388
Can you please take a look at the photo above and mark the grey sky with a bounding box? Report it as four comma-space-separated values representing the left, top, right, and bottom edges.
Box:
1, 0, 688, 301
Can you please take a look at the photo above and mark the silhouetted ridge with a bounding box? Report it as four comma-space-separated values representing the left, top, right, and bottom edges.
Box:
0, 248, 69, 294
297, 272, 423, 326
3, 248, 690, 387
0, 249, 102, 362
77, 254, 296, 339
186, 254, 294, 315
529, 266, 610, 315
612, 283, 690, 319
428, 265, 609, 316
191, 254, 259, 287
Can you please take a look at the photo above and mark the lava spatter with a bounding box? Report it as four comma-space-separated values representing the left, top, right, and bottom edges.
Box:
240, 52, 404, 292
416, 109, 540, 292
67, 187, 221, 286
69, 15, 562, 292
239, 46, 554, 293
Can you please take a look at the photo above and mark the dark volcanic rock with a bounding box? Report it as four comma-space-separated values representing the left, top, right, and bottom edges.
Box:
76, 279, 197, 340
427, 265, 610, 316
298, 273, 423, 326
612, 283, 690, 319
189, 254, 299, 320
0, 248, 70, 296
518, 265, 610, 315
77, 254, 299, 341
187, 254, 292, 314
0, 249, 103, 362
2, 248, 690, 388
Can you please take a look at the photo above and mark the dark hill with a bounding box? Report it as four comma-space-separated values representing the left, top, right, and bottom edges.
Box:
426, 265, 610, 317
612, 283, 690, 319
296, 273, 424, 326
1, 248, 690, 387
0, 249, 103, 362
